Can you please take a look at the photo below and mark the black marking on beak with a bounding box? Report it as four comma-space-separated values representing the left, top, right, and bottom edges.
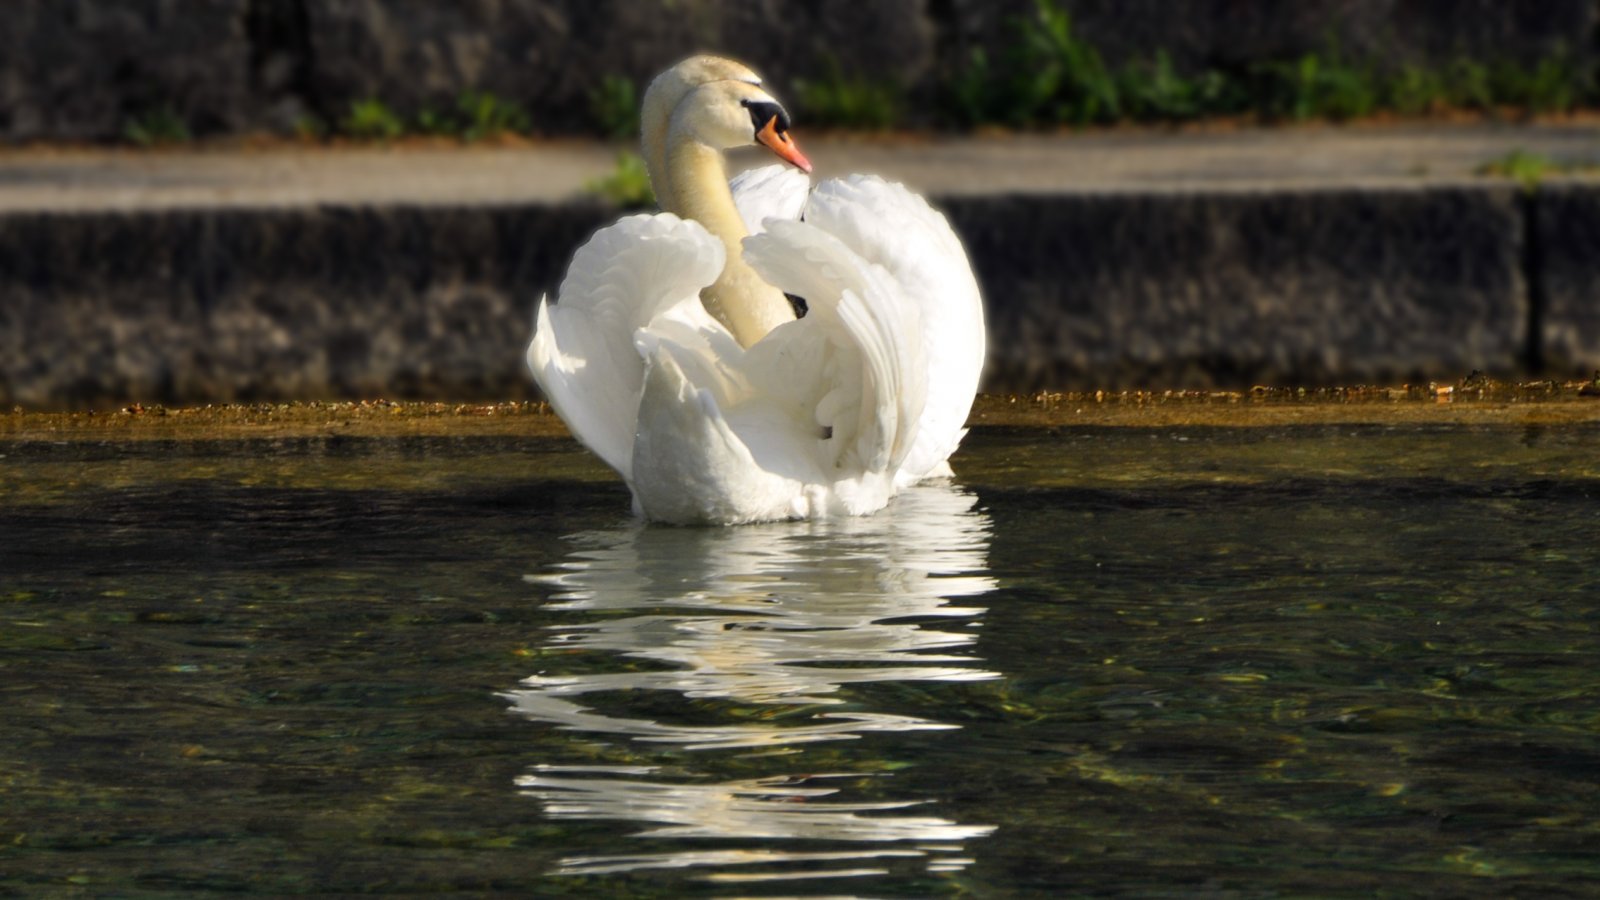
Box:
742, 99, 792, 137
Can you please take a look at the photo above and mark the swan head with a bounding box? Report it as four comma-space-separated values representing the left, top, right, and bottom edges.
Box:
650, 55, 813, 174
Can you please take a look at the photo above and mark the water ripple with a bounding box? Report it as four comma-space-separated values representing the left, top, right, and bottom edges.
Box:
504, 483, 1000, 885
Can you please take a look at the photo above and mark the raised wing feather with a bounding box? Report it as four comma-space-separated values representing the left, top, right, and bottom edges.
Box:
527, 213, 724, 479
729, 164, 810, 234
742, 219, 927, 478
805, 176, 985, 482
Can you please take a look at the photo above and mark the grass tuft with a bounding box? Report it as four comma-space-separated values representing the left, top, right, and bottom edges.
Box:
293, 114, 328, 141
1250, 47, 1379, 122
589, 75, 639, 140
1120, 52, 1240, 122
328, 92, 531, 143
339, 99, 405, 141
584, 152, 655, 208
796, 59, 902, 130
123, 107, 191, 146
1476, 149, 1589, 192
935, 0, 1599, 130
456, 90, 531, 142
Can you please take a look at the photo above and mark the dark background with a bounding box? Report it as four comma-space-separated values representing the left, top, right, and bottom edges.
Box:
3, 0, 1595, 141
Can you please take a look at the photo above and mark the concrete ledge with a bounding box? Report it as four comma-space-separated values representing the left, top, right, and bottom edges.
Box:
952, 185, 1529, 389
1, 182, 1597, 407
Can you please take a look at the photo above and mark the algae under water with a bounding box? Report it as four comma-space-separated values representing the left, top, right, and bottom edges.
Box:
2, 421, 1598, 896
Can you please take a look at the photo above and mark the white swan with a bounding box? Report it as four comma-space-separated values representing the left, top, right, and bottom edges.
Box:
527, 55, 985, 525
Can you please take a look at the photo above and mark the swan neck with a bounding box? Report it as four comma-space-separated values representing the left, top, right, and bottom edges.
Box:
663, 135, 793, 347
640, 79, 674, 204
663, 141, 734, 229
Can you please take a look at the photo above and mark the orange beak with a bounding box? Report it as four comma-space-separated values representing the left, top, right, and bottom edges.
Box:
756, 116, 813, 174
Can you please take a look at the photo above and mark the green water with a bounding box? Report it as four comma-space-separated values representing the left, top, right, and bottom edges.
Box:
2, 425, 1598, 896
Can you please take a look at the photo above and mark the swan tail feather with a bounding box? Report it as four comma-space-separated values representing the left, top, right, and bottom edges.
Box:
631, 349, 806, 524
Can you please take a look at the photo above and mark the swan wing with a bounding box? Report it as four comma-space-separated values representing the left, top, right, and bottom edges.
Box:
632, 216, 929, 522
527, 213, 725, 480
805, 176, 986, 483
742, 219, 928, 483
729, 164, 810, 234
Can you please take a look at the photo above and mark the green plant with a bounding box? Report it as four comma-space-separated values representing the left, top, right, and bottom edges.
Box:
1318, 58, 1379, 120
796, 59, 901, 129
1193, 69, 1249, 116
123, 106, 190, 146
413, 106, 456, 136
589, 75, 639, 140
1387, 65, 1448, 116
944, 48, 998, 128
1527, 57, 1581, 112
584, 152, 655, 208
1252, 48, 1378, 122
340, 99, 405, 141
1478, 148, 1556, 191
1445, 58, 1494, 110
933, 0, 1599, 130
1119, 52, 1242, 121
1118, 52, 1193, 120
293, 113, 328, 140
1490, 56, 1583, 114
1015, 0, 1121, 125
457, 90, 531, 141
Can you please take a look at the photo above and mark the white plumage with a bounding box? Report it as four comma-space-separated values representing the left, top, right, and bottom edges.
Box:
527, 58, 984, 525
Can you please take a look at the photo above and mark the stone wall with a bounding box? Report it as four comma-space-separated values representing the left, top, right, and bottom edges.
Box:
311, 0, 935, 129
1538, 184, 1600, 376
0, 1, 256, 140
946, 0, 1599, 74
4, 184, 1597, 408
949, 187, 1528, 390
2, 0, 1594, 141
0, 203, 610, 407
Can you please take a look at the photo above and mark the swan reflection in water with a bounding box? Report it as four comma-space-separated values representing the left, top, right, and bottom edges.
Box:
504, 483, 1000, 884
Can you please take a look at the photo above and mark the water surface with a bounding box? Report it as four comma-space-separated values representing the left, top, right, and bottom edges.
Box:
3, 424, 1598, 895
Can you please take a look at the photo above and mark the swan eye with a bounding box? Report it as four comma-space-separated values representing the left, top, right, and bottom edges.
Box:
741, 99, 791, 137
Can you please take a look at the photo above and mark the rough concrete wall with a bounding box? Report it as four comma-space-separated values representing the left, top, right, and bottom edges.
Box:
0, 0, 255, 141
0, 204, 609, 408
0, 0, 935, 140
4, 185, 1593, 407
1537, 184, 1600, 377
949, 186, 1528, 390
946, 0, 1600, 74
303, 0, 933, 131
2, 1, 1594, 141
